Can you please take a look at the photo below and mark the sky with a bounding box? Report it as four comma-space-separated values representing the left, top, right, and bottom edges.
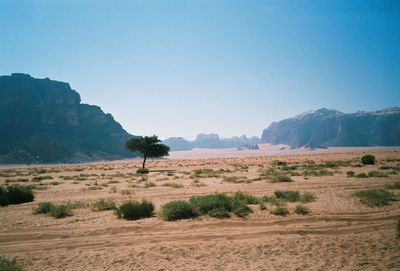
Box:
1, 0, 399, 140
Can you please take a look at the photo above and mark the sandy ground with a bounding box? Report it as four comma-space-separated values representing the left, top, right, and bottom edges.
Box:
1, 150, 400, 270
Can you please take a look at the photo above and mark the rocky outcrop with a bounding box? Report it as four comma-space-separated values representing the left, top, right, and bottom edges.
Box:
261, 107, 400, 148
0, 73, 137, 164
163, 134, 260, 151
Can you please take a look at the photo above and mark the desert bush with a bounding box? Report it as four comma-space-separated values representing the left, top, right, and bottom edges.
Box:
384, 182, 400, 190
361, 154, 375, 165
161, 182, 184, 188
34, 202, 55, 214
208, 208, 231, 218
50, 203, 73, 218
397, 218, 400, 239
136, 168, 149, 174
233, 191, 260, 204
0, 257, 24, 271
115, 200, 154, 220
299, 192, 316, 203
270, 206, 289, 216
274, 190, 300, 202
294, 204, 310, 215
354, 189, 397, 207
262, 195, 286, 206
92, 199, 116, 211
192, 169, 222, 178
0, 185, 34, 206
367, 171, 388, 178
355, 173, 369, 178
231, 199, 252, 217
259, 201, 267, 210
346, 171, 355, 177
161, 201, 197, 221
271, 175, 293, 183
189, 194, 232, 215
222, 176, 248, 183
144, 182, 157, 188
32, 175, 53, 181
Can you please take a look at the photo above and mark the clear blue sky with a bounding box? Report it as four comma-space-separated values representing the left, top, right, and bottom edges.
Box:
1, 0, 399, 140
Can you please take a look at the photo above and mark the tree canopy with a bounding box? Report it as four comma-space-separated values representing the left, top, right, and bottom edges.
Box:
125, 135, 170, 169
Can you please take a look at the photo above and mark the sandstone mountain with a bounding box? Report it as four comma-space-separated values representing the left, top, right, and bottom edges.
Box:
261, 108, 400, 148
163, 134, 260, 151
0, 73, 137, 164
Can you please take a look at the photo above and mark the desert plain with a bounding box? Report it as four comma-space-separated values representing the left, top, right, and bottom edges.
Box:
1, 147, 400, 271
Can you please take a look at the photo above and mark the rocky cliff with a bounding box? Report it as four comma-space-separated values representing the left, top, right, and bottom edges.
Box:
0, 73, 137, 164
261, 108, 400, 148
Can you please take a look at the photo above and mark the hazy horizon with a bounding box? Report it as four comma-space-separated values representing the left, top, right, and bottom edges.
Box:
1, 0, 399, 140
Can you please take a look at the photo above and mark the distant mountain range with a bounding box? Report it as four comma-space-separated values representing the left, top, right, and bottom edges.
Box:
261, 107, 400, 148
0, 73, 137, 164
163, 134, 261, 151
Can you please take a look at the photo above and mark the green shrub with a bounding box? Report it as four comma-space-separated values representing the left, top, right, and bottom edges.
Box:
50, 203, 73, 218
397, 218, 400, 239
354, 189, 397, 207
361, 154, 375, 165
262, 195, 286, 206
0, 257, 24, 271
346, 171, 355, 177
355, 173, 368, 178
231, 199, 252, 217
270, 206, 289, 216
384, 182, 400, 190
0, 185, 34, 206
274, 190, 300, 202
161, 182, 184, 188
116, 200, 154, 220
233, 191, 259, 204
92, 199, 116, 211
208, 208, 231, 218
367, 171, 388, 178
136, 168, 149, 174
259, 202, 267, 210
32, 175, 53, 181
34, 202, 55, 214
144, 181, 156, 188
299, 192, 316, 203
294, 204, 310, 215
161, 201, 197, 221
189, 194, 232, 215
222, 176, 247, 183
270, 175, 293, 183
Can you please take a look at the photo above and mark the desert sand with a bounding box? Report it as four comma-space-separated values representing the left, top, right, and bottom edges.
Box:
1, 149, 400, 270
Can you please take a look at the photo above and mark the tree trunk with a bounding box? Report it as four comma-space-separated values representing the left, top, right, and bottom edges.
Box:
142, 156, 147, 169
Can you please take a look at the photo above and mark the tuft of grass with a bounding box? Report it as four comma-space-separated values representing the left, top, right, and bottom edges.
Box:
32, 175, 53, 181
346, 171, 355, 177
259, 201, 267, 210
92, 199, 116, 211
397, 218, 400, 239
115, 200, 154, 220
294, 204, 310, 215
262, 195, 286, 206
299, 192, 316, 203
361, 154, 375, 165
50, 203, 73, 218
270, 206, 289, 216
161, 201, 197, 221
233, 191, 260, 204
0, 257, 24, 271
34, 202, 55, 214
270, 175, 293, 183
161, 182, 184, 188
222, 176, 248, 183
355, 173, 369, 178
136, 168, 149, 174
191, 168, 223, 178
274, 190, 300, 202
367, 171, 388, 178
384, 182, 400, 190
0, 185, 34, 206
354, 189, 397, 207
144, 182, 157, 188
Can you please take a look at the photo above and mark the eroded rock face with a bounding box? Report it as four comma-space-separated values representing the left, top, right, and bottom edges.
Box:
261, 108, 400, 148
0, 73, 137, 164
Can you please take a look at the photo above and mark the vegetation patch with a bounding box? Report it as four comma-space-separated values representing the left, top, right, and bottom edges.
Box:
361, 154, 376, 165
50, 203, 73, 218
0, 257, 24, 271
274, 190, 300, 202
191, 169, 224, 178
346, 171, 355, 177
34, 202, 55, 214
354, 189, 397, 207
299, 192, 316, 203
355, 173, 369, 178
294, 204, 310, 215
136, 168, 149, 174
161, 182, 184, 188
115, 200, 154, 220
92, 199, 116, 211
367, 171, 388, 178
161, 201, 197, 221
270, 206, 289, 216
384, 182, 400, 190
32, 175, 53, 181
0, 185, 34, 206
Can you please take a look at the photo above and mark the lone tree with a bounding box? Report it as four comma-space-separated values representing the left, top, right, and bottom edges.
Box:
125, 135, 170, 171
